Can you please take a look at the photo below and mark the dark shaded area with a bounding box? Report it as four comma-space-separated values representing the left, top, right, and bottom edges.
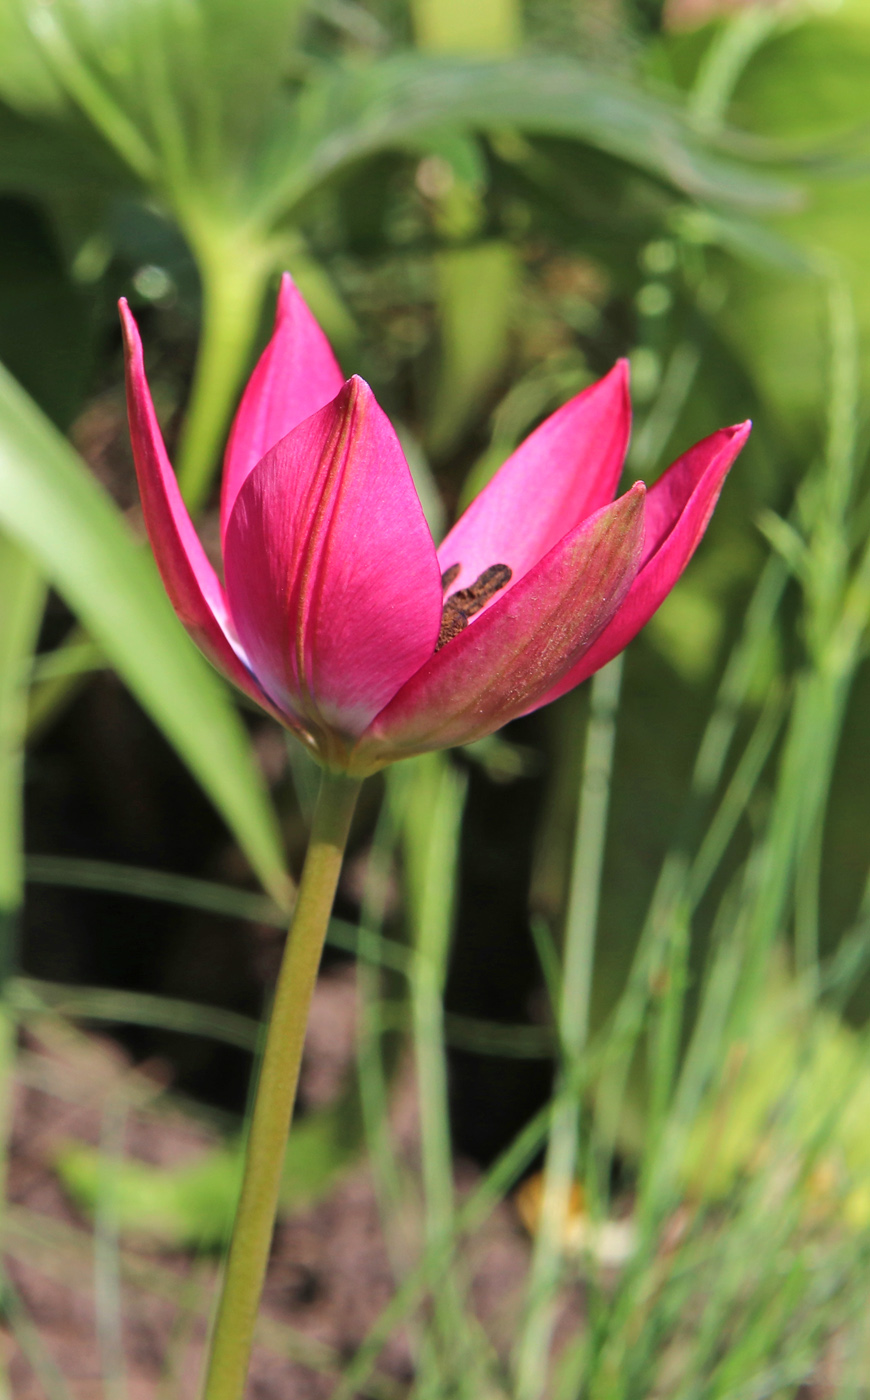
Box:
23, 670, 261, 1112
0, 197, 95, 429
447, 718, 554, 1166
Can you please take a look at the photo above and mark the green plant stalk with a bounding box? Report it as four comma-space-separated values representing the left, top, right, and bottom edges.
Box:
515, 656, 623, 1400
94, 1093, 128, 1400
202, 767, 361, 1400
0, 539, 45, 974
0, 537, 45, 1400
0, 539, 45, 986
176, 230, 275, 512
356, 776, 409, 1270
405, 757, 475, 1389
688, 3, 783, 131
411, 0, 521, 462
739, 275, 860, 1011
406, 759, 464, 1246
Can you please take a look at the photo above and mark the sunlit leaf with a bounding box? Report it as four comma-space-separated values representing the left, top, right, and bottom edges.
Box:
0, 0, 305, 212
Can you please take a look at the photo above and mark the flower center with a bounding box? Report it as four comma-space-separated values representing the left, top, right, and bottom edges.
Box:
436, 562, 512, 651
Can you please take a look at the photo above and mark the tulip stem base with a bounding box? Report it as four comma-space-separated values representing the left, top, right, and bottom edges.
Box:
202, 767, 362, 1400
176, 240, 273, 513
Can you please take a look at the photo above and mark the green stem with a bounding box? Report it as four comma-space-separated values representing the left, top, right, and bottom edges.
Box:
0, 539, 46, 950
0, 537, 45, 1400
355, 778, 407, 1263
202, 767, 361, 1400
406, 757, 465, 1252
688, 4, 782, 131
515, 656, 623, 1400
405, 757, 473, 1388
176, 235, 274, 512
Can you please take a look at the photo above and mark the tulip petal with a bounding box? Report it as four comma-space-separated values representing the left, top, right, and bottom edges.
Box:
120, 300, 289, 724
220, 273, 345, 545
356, 481, 646, 764
436, 360, 631, 606
530, 422, 751, 708
224, 376, 444, 748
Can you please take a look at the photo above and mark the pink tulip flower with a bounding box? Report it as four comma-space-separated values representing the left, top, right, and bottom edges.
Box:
120, 276, 749, 775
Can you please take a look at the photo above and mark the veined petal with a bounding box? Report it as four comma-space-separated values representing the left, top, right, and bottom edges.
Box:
356, 481, 646, 765
436, 360, 630, 608
224, 376, 444, 745
220, 273, 345, 546
530, 422, 751, 709
119, 301, 289, 725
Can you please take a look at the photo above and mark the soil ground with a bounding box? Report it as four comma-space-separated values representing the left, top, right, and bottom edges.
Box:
2, 964, 535, 1398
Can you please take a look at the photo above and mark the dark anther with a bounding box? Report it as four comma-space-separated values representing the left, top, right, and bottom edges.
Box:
436, 563, 512, 651
441, 563, 461, 591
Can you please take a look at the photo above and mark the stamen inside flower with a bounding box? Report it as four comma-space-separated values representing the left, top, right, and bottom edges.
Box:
436, 563, 512, 651
441, 563, 461, 591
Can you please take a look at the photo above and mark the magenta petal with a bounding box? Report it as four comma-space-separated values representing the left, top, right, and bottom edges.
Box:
220, 273, 345, 546
120, 301, 289, 724
356, 482, 646, 763
223, 377, 444, 745
436, 361, 631, 603
531, 422, 751, 708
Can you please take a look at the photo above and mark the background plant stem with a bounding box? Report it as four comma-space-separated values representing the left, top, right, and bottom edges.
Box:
175, 233, 274, 512
202, 767, 361, 1400
0, 534, 45, 1400
515, 655, 624, 1400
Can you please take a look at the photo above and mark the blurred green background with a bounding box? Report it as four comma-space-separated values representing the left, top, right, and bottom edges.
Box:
4, 0, 870, 1391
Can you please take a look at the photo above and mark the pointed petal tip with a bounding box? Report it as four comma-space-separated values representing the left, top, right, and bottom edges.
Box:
275, 270, 297, 319
342, 374, 377, 410
619, 478, 647, 551
715, 420, 752, 459
600, 357, 630, 392
119, 303, 149, 400
623, 478, 646, 509
118, 297, 138, 351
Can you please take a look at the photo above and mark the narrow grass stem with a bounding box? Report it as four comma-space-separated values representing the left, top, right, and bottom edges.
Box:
94, 1092, 128, 1400
515, 656, 623, 1400
202, 767, 361, 1400
0, 540, 45, 974
688, 4, 782, 130
0, 537, 45, 1400
404, 756, 474, 1388
356, 778, 411, 1278
408, 758, 465, 1251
